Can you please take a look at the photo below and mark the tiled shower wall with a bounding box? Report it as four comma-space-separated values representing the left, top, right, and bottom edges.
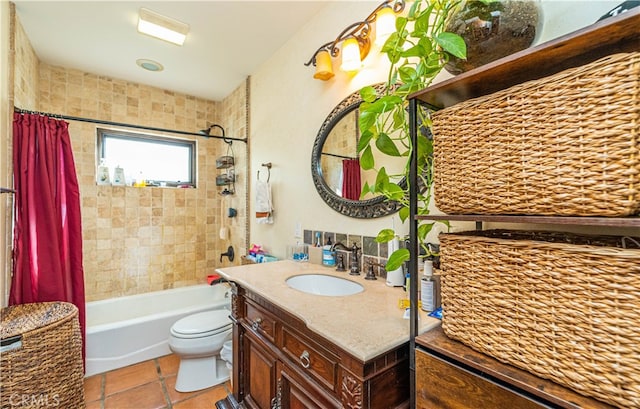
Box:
10, 11, 248, 302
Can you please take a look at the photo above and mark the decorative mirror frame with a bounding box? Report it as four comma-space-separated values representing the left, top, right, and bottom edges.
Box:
311, 83, 402, 218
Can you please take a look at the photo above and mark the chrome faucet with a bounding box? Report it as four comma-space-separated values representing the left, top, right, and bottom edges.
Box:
331, 242, 360, 275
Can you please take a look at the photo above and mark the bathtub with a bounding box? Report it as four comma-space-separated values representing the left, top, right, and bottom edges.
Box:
85, 284, 230, 377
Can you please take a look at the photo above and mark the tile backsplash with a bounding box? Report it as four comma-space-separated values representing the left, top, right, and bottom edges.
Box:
303, 229, 396, 280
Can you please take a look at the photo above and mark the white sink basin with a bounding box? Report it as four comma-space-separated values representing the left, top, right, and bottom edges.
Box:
286, 274, 364, 296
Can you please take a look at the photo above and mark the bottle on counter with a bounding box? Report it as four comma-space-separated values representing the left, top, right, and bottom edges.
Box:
97, 159, 111, 185
322, 237, 335, 267
420, 259, 435, 313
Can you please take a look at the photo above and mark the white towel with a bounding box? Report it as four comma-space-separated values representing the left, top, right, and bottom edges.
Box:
255, 179, 273, 224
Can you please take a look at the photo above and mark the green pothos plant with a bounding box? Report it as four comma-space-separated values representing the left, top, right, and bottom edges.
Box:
357, 0, 467, 271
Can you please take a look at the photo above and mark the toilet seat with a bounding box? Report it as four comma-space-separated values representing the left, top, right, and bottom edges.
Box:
171, 310, 232, 339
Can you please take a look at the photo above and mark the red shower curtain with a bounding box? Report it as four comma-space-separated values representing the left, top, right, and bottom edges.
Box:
10, 112, 86, 364
342, 158, 362, 201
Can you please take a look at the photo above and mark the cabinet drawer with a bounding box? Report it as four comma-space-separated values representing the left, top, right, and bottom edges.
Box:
282, 327, 338, 393
244, 300, 278, 344
416, 348, 544, 409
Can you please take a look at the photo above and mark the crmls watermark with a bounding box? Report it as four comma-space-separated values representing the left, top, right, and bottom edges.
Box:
8, 393, 60, 407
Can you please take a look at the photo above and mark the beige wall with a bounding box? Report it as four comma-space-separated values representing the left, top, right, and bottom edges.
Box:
248, 0, 634, 260
7, 10, 248, 302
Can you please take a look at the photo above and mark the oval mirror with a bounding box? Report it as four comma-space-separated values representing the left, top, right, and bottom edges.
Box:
311, 83, 406, 218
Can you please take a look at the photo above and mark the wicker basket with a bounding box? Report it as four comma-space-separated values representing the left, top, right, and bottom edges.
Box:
439, 230, 640, 408
1, 302, 84, 409
432, 52, 640, 216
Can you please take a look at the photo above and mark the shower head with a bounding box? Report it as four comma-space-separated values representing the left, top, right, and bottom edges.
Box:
199, 123, 226, 138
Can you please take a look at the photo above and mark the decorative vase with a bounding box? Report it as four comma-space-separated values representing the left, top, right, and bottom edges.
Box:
445, 0, 542, 75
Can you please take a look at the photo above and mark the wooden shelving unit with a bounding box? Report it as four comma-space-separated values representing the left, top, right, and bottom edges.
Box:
407, 8, 640, 408
416, 214, 640, 227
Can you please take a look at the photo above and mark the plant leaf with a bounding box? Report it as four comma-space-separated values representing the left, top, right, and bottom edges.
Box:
436, 32, 467, 59
384, 183, 405, 200
413, 8, 431, 35
417, 222, 434, 242
376, 132, 401, 157
398, 206, 409, 223
359, 109, 378, 134
360, 145, 374, 170
401, 44, 425, 58
359, 86, 378, 103
375, 167, 390, 189
376, 229, 396, 243
398, 66, 418, 84
387, 248, 410, 272
357, 129, 374, 153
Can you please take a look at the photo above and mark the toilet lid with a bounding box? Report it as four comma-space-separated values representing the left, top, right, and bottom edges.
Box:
171, 310, 232, 338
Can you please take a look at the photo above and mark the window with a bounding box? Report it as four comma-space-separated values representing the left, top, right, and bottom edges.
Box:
97, 128, 196, 187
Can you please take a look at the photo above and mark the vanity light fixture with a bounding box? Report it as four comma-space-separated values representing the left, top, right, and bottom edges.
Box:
304, 0, 405, 80
137, 8, 189, 46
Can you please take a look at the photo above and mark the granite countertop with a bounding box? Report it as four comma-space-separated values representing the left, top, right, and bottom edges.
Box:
216, 260, 440, 361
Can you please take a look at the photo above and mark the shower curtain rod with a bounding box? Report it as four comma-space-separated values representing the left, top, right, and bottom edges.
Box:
13, 107, 248, 144
321, 151, 358, 160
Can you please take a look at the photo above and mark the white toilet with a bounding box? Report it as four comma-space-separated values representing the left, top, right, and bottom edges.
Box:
168, 309, 233, 392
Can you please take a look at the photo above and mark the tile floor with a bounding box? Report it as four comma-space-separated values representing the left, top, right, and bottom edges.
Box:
84, 354, 230, 409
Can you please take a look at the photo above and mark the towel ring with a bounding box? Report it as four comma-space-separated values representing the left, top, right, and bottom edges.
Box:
258, 162, 271, 183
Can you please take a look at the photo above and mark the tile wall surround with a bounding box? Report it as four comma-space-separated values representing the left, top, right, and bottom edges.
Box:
9, 11, 248, 302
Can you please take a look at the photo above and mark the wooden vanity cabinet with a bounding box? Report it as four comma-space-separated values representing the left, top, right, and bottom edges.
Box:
230, 284, 410, 409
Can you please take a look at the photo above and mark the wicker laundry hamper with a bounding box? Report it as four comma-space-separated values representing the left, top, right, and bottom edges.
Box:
439, 230, 640, 408
1, 302, 84, 409
432, 52, 640, 216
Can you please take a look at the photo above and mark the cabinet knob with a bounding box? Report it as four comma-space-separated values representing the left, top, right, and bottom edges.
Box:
300, 350, 311, 368
251, 317, 263, 331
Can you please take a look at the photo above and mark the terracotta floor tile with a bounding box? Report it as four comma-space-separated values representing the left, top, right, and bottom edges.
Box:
85, 400, 102, 409
164, 374, 205, 404
104, 360, 159, 396
84, 374, 103, 402
104, 380, 168, 409
158, 353, 180, 377
172, 384, 228, 409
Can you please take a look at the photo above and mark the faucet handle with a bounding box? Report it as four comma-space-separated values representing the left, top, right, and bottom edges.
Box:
365, 261, 383, 281
364, 263, 376, 280
335, 253, 346, 272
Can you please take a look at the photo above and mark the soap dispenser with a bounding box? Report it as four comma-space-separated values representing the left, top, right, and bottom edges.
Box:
322, 237, 335, 267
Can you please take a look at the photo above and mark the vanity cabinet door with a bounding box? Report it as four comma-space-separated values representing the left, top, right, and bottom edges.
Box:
242, 329, 278, 409
277, 361, 341, 409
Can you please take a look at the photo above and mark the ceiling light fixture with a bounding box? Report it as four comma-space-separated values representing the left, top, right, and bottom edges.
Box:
305, 0, 405, 80
136, 59, 164, 72
137, 8, 189, 46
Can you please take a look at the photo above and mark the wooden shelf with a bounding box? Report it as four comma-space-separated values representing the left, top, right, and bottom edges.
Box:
409, 8, 640, 109
416, 326, 616, 409
416, 214, 640, 227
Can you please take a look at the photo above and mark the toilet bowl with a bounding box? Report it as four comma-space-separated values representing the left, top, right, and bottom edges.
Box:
168, 309, 232, 392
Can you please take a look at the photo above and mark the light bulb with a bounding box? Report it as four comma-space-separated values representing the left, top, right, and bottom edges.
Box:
375, 7, 396, 47
340, 37, 362, 72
